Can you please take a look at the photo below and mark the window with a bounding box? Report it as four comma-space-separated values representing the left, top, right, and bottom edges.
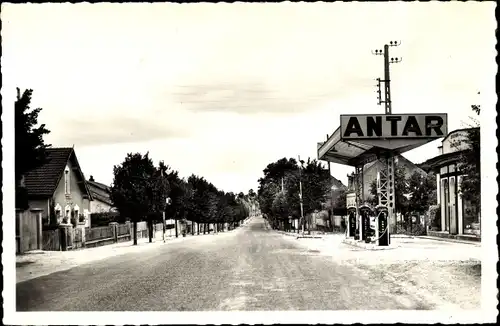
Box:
65, 205, 71, 218
73, 204, 80, 221
64, 166, 70, 195
54, 203, 62, 223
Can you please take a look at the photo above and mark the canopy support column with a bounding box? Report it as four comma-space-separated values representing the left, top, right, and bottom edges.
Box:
377, 154, 395, 244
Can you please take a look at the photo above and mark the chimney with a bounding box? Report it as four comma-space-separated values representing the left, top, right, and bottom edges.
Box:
89, 175, 95, 182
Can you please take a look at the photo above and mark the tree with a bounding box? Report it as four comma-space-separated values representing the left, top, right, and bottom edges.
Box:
145, 161, 170, 242
367, 179, 379, 207
15, 88, 51, 209
394, 164, 409, 219
257, 158, 299, 226
407, 171, 437, 218
271, 191, 289, 229
333, 188, 347, 209
300, 158, 332, 215
257, 180, 281, 220
188, 175, 220, 234
456, 105, 480, 215
110, 152, 157, 245
248, 189, 256, 198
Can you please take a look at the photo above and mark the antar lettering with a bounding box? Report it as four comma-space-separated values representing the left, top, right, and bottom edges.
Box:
343, 117, 364, 137
340, 114, 447, 139
385, 116, 402, 136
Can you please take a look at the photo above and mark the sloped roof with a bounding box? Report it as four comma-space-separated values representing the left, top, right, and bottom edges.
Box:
24, 147, 92, 199
362, 154, 426, 176
87, 179, 110, 191
330, 175, 347, 190
87, 179, 113, 206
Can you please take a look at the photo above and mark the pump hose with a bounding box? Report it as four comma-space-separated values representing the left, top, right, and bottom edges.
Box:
368, 212, 390, 242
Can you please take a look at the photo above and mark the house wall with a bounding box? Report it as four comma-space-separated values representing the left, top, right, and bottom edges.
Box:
90, 199, 114, 213
442, 130, 470, 154
53, 160, 91, 225
362, 156, 427, 201
436, 162, 480, 237
28, 199, 50, 219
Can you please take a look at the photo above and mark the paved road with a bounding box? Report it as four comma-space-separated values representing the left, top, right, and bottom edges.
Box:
17, 216, 432, 311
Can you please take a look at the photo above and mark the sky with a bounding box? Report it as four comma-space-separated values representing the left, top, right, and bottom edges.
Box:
2, 2, 496, 194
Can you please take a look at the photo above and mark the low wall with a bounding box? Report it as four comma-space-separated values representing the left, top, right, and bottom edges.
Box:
427, 230, 481, 242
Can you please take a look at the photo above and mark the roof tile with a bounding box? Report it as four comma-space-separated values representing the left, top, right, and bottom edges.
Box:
24, 148, 73, 197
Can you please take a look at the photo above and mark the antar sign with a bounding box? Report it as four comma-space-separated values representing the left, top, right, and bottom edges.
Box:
340, 114, 448, 140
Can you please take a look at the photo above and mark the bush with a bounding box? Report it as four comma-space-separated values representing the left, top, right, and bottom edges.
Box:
90, 211, 122, 227
42, 221, 59, 231
395, 221, 426, 236
427, 205, 441, 230
332, 207, 347, 216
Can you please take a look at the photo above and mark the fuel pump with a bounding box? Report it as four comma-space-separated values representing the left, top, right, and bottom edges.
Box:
358, 205, 373, 242
346, 206, 356, 237
375, 205, 390, 246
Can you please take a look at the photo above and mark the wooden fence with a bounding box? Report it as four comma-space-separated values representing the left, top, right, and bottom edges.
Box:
16, 209, 43, 254
38, 219, 227, 252
42, 229, 60, 251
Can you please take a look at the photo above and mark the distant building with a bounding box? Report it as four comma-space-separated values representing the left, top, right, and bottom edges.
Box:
345, 154, 426, 207
420, 128, 480, 239
311, 175, 347, 231
86, 176, 116, 213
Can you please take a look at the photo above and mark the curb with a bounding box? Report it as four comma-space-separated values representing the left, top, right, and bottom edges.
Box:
341, 239, 399, 251
416, 235, 481, 246
276, 230, 324, 239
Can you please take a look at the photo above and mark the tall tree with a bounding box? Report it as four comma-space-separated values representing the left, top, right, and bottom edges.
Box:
367, 179, 379, 207
248, 188, 256, 198
456, 105, 480, 215
300, 158, 332, 215
110, 152, 157, 245
145, 161, 170, 242
257, 157, 299, 221
15, 88, 51, 209
407, 171, 437, 218
163, 168, 190, 237
394, 164, 409, 219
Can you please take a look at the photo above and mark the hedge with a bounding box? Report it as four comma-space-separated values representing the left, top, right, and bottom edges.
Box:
90, 211, 123, 227
427, 205, 441, 230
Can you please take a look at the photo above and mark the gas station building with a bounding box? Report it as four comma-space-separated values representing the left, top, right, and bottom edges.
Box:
420, 127, 481, 240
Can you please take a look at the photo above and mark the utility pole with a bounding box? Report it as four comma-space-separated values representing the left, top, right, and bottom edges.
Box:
372, 41, 402, 114
298, 156, 305, 235
371, 40, 402, 242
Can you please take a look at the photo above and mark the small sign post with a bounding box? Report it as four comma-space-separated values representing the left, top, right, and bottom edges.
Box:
163, 197, 171, 243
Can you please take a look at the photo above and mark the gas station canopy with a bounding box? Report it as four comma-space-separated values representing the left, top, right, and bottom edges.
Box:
317, 126, 439, 168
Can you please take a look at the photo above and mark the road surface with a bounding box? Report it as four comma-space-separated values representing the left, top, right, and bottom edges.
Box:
17, 216, 432, 311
